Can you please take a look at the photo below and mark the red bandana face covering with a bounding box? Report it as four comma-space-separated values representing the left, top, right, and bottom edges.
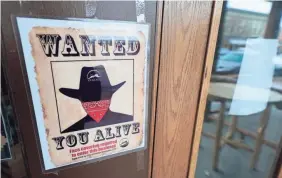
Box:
82, 100, 111, 123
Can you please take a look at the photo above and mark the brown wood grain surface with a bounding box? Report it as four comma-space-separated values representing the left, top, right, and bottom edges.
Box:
152, 1, 213, 178
188, 1, 223, 177
1, 1, 157, 178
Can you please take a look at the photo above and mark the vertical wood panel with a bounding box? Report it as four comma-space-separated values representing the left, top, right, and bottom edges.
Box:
188, 1, 223, 177
152, 1, 212, 178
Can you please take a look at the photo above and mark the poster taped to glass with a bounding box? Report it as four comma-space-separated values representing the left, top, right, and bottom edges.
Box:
13, 16, 150, 172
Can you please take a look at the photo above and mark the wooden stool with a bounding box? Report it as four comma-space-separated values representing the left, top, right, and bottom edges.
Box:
203, 82, 282, 170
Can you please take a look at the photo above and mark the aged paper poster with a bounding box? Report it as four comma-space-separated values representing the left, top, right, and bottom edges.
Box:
15, 17, 149, 171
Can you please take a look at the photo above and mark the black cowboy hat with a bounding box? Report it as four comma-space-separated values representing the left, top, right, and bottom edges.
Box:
59, 65, 125, 102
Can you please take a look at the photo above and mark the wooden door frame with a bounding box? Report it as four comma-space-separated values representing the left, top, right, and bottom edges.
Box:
151, 1, 215, 178
188, 1, 223, 177
150, 1, 282, 178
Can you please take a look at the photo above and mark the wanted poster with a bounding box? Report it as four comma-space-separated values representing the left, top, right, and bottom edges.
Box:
14, 17, 150, 171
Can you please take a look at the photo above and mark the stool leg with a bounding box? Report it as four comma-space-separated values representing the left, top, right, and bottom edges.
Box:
227, 116, 238, 139
213, 101, 225, 170
221, 115, 238, 147
250, 105, 271, 169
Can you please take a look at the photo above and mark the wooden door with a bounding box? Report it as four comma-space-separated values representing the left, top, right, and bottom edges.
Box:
151, 1, 214, 178
1, 1, 218, 178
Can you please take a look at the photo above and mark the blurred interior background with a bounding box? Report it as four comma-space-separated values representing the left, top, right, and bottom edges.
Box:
196, 1, 282, 178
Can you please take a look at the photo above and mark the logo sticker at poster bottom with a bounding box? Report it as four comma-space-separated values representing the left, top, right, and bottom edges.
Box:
119, 138, 129, 147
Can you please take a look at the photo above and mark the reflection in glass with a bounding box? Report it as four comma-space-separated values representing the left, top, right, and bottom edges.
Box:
1, 67, 28, 177
196, 1, 282, 178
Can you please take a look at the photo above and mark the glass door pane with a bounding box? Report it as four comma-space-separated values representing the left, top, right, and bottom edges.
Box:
195, 1, 282, 177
